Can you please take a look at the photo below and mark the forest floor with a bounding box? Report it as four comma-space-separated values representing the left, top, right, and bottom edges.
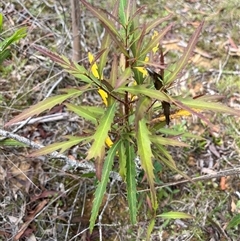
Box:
0, 0, 240, 240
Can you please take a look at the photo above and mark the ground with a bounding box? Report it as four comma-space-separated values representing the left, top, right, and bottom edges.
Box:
0, 0, 240, 240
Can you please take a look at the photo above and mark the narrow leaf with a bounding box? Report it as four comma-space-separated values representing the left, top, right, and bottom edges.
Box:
227, 214, 240, 229
89, 141, 120, 232
87, 103, 116, 160
116, 85, 170, 102
153, 144, 192, 181
0, 138, 27, 147
177, 97, 240, 117
80, 0, 128, 56
139, 24, 172, 59
137, 119, 157, 209
145, 14, 173, 34
165, 21, 204, 85
5, 89, 82, 126
28, 136, 90, 157
119, 0, 127, 26
65, 103, 98, 125
157, 211, 194, 219
114, 67, 132, 88
119, 140, 127, 179
150, 135, 189, 147
126, 143, 137, 224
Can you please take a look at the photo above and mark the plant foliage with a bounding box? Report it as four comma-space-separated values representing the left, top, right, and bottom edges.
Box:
0, 13, 27, 65
5, 0, 240, 235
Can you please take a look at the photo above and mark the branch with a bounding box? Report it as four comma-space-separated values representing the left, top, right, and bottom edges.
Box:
0, 129, 121, 181
155, 167, 240, 190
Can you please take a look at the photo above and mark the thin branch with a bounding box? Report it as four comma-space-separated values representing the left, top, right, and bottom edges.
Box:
71, 0, 81, 61
155, 167, 240, 190
0, 129, 122, 181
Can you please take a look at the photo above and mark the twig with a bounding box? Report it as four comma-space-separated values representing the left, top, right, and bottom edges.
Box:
0, 128, 94, 171
154, 167, 240, 190
98, 179, 116, 241
0, 129, 122, 181
7, 113, 69, 126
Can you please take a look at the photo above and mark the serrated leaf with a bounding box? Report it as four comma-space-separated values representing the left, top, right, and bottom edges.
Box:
82, 106, 105, 116
165, 21, 204, 85
147, 218, 155, 240
116, 85, 169, 102
29, 136, 90, 157
150, 135, 189, 147
65, 103, 99, 125
153, 144, 176, 167
34, 46, 92, 83
126, 143, 137, 224
157, 211, 194, 219
80, 0, 128, 56
98, 2, 118, 76
5, 89, 82, 126
89, 140, 120, 232
135, 96, 152, 128
177, 97, 240, 117
139, 24, 172, 59
87, 103, 116, 160
137, 118, 157, 208
157, 128, 204, 140
153, 144, 192, 181
145, 14, 173, 34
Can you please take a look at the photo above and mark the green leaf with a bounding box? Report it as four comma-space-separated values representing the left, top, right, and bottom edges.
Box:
165, 21, 204, 85
152, 143, 176, 168
83, 106, 105, 116
80, 0, 128, 56
0, 27, 27, 51
0, 49, 11, 65
137, 118, 157, 209
119, 0, 127, 26
176, 96, 240, 117
147, 218, 155, 241
65, 103, 100, 125
34, 46, 93, 84
116, 85, 169, 102
135, 96, 152, 127
89, 140, 120, 232
153, 144, 192, 181
139, 24, 172, 59
157, 128, 204, 140
5, 89, 82, 126
29, 136, 90, 157
0, 138, 27, 147
126, 143, 137, 224
87, 103, 116, 160
227, 214, 240, 229
150, 135, 189, 147
98, 37, 111, 78
119, 140, 127, 179
145, 14, 173, 34
0, 13, 3, 31
157, 211, 194, 219
114, 67, 132, 88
